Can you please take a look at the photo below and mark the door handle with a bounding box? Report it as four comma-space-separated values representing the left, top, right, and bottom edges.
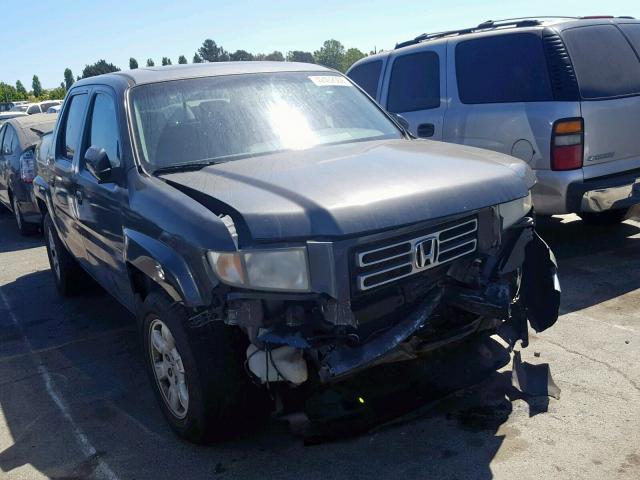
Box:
75, 190, 83, 204
417, 123, 435, 138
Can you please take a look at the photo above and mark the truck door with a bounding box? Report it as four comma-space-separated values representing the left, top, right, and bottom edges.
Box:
74, 88, 131, 306
379, 45, 446, 140
50, 91, 89, 260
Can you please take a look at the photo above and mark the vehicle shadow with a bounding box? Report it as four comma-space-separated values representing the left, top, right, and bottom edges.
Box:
536, 211, 640, 314
0, 214, 43, 254
0, 269, 530, 479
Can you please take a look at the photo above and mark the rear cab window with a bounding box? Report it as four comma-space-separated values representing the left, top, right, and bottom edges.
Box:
562, 24, 640, 99
58, 93, 88, 161
387, 51, 440, 112
455, 32, 553, 104
347, 60, 383, 98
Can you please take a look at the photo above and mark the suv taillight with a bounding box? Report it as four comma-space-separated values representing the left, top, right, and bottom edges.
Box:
20, 149, 35, 183
551, 118, 584, 171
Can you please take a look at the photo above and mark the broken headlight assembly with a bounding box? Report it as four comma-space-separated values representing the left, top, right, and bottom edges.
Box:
207, 248, 310, 291
498, 191, 533, 230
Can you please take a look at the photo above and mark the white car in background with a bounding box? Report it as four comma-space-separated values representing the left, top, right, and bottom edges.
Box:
10, 100, 62, 115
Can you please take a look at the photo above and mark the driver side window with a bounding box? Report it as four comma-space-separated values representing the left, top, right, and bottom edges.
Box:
86, 93, 120, 169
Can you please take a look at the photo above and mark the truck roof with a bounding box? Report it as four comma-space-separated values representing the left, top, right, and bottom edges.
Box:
74, 62, 331, 89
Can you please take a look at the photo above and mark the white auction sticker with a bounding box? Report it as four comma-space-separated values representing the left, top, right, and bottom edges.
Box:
308, 75, 352, 87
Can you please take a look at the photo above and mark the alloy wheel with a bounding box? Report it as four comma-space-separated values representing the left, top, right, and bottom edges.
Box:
149, 318, 189, 419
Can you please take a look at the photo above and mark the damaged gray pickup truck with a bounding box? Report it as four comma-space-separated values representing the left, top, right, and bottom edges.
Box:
34, 62, 560, 443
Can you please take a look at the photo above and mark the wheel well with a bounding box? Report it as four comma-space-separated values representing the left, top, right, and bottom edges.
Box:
37, 198, 48, 217
127, 263, 154, 301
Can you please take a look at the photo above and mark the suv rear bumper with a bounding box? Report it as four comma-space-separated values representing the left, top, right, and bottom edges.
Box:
533, 168, 640, 215
567, 169, 640, 213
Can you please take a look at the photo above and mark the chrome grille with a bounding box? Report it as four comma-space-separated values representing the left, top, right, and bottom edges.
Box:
354, 217, 478, 291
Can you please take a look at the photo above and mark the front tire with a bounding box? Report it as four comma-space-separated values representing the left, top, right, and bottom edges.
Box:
579, 208, 629, 225
139, 292, 270, 443
43, 213, 84, 295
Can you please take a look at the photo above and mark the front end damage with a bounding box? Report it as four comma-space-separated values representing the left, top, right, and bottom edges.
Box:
203, 207, 560, 388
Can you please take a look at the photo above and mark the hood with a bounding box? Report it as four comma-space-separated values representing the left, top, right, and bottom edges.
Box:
160, 139, 534, 241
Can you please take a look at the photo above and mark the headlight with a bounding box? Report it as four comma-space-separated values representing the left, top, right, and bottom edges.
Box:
498, 192, 532, 230
207, 248, 310, 291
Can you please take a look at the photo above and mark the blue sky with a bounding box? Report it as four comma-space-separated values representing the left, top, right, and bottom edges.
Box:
1, 0, 637, 88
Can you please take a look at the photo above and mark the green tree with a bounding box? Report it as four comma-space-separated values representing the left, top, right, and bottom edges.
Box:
15, 80, 27, 99
178, 55, 188, 64
146, 58, 155, 67
192, 53, 202, 63
253, 53, 267, 61
229, 50, 253, 61
0, 82, 19, 102
64, 68, 74, 90
129, 57, 139, 69
264, 51, 285, 61
82, 60, 120, 78
341, 48, 366, 72
47, 85, 66, 100
198, 39, 228, 62
161, 57, 172, 66
32, 75, 43, 98
286, 51, 314, 63
313, 39, 345, 71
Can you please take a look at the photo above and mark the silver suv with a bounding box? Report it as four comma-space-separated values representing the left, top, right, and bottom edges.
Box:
347, 16, 640, 224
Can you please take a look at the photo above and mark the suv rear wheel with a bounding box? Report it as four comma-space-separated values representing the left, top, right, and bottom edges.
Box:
43, 213, 85, 295
579, 208, 629, 226
139, 291, 271, 443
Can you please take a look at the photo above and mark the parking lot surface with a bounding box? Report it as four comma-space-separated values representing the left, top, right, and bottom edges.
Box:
0, 209, 639, 480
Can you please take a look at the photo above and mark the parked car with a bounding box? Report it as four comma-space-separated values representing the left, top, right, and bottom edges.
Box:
0, 111, 28, 126
35, 62, 560, 443
46, 104, 62, 114
0, 102, 17, 112
10, 100, 62, 115
0, 113, 57, 234
347, 16, 640, 224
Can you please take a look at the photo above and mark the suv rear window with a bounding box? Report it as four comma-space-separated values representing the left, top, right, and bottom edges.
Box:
456, 33, 553, 104
619, 23, 640, 56
562, 25, 640, 99
387, 52, 440, 113
347, 60, 383, 98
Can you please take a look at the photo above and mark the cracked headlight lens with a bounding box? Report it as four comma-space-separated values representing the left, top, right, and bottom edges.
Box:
499, 192, 533, 230
207, 248, 310, 291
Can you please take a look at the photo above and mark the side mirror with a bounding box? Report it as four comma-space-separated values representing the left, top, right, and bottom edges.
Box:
84, 146, 112, 183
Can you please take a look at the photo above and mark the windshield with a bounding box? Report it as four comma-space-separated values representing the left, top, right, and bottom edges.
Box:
10, 105, 28, 112
130, 71, 402, 172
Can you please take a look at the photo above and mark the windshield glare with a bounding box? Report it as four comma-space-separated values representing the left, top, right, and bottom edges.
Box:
130, 72, 401, 172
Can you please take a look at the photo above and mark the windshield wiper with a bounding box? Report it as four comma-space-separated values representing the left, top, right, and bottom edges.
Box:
152, 161, 217, 175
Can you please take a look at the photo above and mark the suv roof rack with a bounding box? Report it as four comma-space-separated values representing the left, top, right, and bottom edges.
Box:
395, 16, 579, 49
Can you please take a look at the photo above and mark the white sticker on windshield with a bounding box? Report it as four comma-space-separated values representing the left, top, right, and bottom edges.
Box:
308, 75, 352, 87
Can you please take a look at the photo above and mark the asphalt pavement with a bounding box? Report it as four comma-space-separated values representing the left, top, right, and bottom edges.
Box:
0, 208, 639, 480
